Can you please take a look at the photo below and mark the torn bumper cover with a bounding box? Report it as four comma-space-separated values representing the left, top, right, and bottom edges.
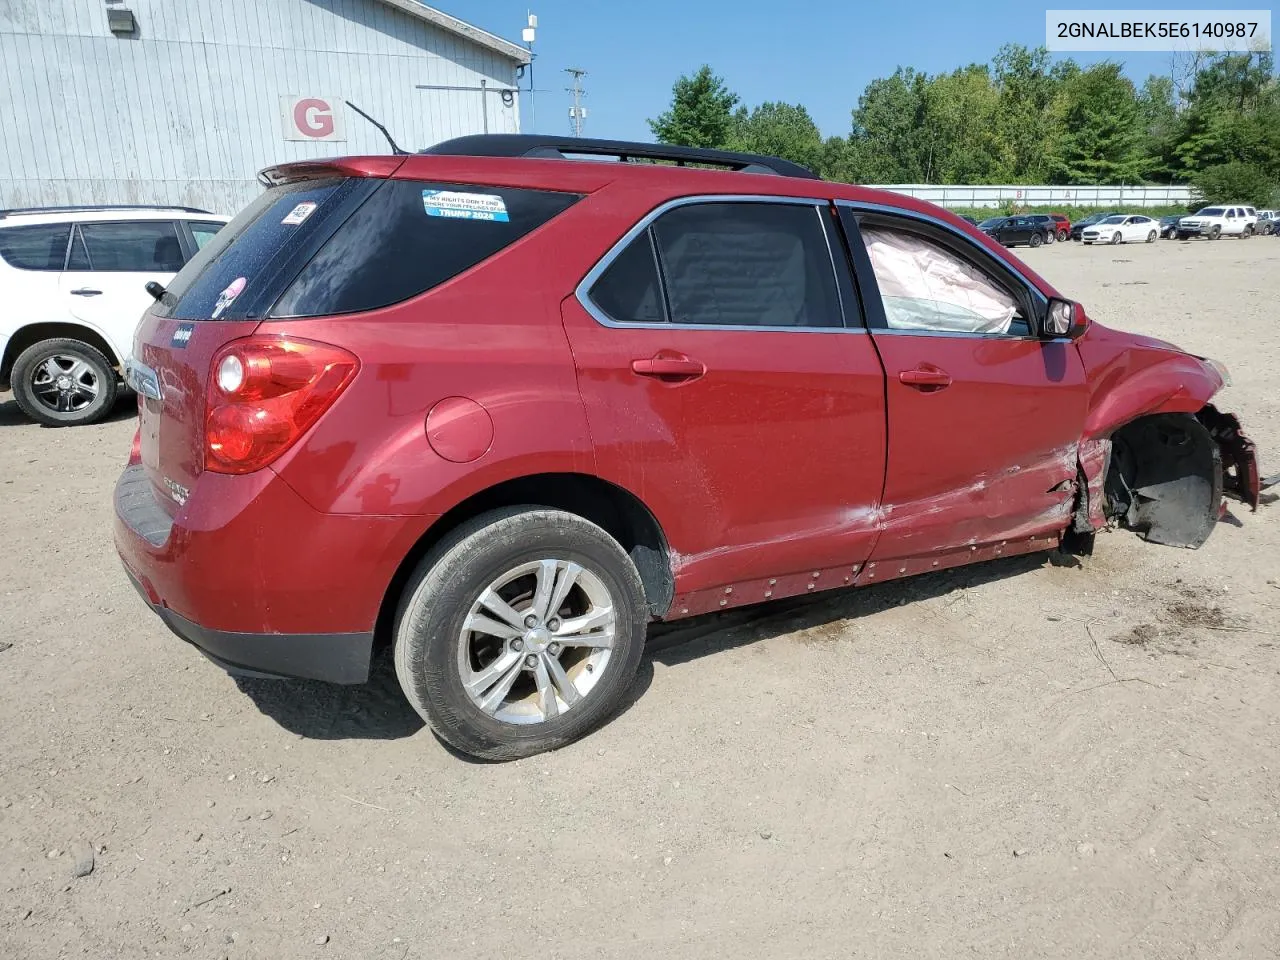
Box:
1199, 404, 1262, 510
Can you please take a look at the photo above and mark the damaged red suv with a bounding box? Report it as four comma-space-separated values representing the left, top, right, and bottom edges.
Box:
115, 135, 1263, 760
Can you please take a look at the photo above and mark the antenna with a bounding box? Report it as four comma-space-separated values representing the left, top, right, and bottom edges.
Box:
565, 67, 587, 136
343, 100, 408, 155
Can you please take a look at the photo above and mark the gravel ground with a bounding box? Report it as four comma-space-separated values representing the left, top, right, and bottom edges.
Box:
2, 236, 1278, 960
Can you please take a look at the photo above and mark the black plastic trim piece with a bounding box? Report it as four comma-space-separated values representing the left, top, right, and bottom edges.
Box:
422, 134, 821, 180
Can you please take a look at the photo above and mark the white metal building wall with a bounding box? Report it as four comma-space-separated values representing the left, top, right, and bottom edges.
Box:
0, 0, 523, 213
869, 184, 1196, 209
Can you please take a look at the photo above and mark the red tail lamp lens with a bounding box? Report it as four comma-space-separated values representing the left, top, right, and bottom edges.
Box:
205, 337, 358, 474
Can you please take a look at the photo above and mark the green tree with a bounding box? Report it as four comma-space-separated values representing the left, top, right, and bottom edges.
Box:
1136, 75, 1179, 179
992, 44, 1059, 181
648, 65, 739, 149
727, 102, 825, 173
921, 64, 1009, 183
1047, 63, 1144, 184
1191, 161, 1278, 207
848, 67, 930, 182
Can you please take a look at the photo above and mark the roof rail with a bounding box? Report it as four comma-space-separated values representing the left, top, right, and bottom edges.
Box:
0, 204, 213, 219
422, 134, 822, 180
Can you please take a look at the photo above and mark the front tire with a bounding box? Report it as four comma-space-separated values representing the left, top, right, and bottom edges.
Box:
11, 338, 118, 427
394, 507, 648, 761
1209, 226, 1221, 240
1029, 232, 1042, 248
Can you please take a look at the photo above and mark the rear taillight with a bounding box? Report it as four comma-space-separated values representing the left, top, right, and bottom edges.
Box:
205, 337, 358, 475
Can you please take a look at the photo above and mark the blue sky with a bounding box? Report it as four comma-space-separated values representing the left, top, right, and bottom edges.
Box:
454, 1, 1257, 140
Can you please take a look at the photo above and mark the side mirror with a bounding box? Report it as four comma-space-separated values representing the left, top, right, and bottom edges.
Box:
1043, 298, 1086, 340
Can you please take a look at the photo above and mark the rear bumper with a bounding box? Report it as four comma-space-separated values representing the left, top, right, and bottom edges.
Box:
124, 568, 373, 682
114, 463, 431, 684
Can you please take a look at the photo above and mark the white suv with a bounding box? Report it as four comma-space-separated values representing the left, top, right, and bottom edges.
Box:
0, 206, 229, 426
1176, 204, 1258, 241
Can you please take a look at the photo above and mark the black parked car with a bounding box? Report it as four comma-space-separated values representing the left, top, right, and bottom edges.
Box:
980, 215, 1052, 248
1070, 212, 1120, 240
1158, 214, 1183, 239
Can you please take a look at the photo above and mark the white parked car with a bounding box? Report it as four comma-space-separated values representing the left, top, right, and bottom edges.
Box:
1176, 205, 1257, 240
1080, 214, 1160, 245
0, 205, 229, 425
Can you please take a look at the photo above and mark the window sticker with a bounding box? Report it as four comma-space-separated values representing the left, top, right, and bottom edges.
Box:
421, 190, 509, 222
211, 276, 247, 319
281, 201, 318, 226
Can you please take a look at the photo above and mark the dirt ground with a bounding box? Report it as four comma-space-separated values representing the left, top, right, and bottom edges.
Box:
2, 236, 1278, 960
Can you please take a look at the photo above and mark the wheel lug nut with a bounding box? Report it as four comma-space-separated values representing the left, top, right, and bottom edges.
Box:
511, 639, 524, 652
547, 618, 560, 631
525, 655, 538, 668
548, 643, 561, 655
524, 614, 538, 628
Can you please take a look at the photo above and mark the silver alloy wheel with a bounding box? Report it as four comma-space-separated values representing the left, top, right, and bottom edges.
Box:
30, 354, 100, 414
457, 559, 616, 725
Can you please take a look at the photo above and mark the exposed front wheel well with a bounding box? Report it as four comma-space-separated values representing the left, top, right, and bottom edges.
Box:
374, 473, 674, 649
1104, 412, 1221, 548
1, 322, 121, 389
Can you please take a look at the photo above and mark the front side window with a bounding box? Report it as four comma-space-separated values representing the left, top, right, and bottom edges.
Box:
650, 202, 842, 328
861, 226, 1027, 336
0, 223, 69, 271
79, 221, 184, 272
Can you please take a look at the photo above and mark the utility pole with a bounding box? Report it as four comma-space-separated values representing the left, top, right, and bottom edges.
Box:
521, 13, 537, 132
565, 67, 587, 136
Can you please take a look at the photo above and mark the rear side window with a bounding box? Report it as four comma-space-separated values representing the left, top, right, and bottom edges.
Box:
651, 202, 841, 328
270, 181, 581, 318
79, 221, 184, 272
0, 223, 69, 270
190, 221, 224, 250
588, 234, 667, 324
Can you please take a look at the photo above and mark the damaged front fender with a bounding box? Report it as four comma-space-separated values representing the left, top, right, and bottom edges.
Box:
1199, 404, 1261, 510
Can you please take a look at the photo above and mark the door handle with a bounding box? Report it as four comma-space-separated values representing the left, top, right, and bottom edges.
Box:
899, 366, 952, 390
70, 288, 103, 296
631, 354, 706, 381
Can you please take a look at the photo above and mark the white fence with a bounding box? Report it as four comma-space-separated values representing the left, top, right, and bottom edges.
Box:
866, 184, 1194, 209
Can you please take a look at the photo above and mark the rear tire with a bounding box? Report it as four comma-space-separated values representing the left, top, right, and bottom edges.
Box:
11, 338, 118, 427
394, 507, 649, 761
1110, 232, 1122, 245
1240, 226, 1252, 239
1146, 230, 1157, 243
1057, 229, 1069, 242
1044, 230, 1055, 244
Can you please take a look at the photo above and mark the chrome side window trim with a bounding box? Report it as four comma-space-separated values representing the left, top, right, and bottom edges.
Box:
574, 193, 863, 334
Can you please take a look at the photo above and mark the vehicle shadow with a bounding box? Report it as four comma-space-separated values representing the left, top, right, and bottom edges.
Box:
233, 551, 1053, 748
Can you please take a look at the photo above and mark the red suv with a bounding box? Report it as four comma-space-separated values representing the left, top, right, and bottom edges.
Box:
115, 136, 1263, 760
1050, 213, 1072, 242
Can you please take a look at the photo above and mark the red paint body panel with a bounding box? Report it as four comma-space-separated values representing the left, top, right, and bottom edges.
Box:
868, 335, 1088, 560
113, 466, 426, 634
1076, 321, 1225, 439
113, 154, 1261, 657
562, 298, 887, 595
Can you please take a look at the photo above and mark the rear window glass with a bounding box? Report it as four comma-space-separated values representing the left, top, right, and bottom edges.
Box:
157, 179, 351, 320
270, 181, 581, 318
0, 223, 69, 270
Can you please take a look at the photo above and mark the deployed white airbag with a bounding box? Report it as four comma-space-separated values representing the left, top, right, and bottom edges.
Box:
862, 228, 1018, 335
